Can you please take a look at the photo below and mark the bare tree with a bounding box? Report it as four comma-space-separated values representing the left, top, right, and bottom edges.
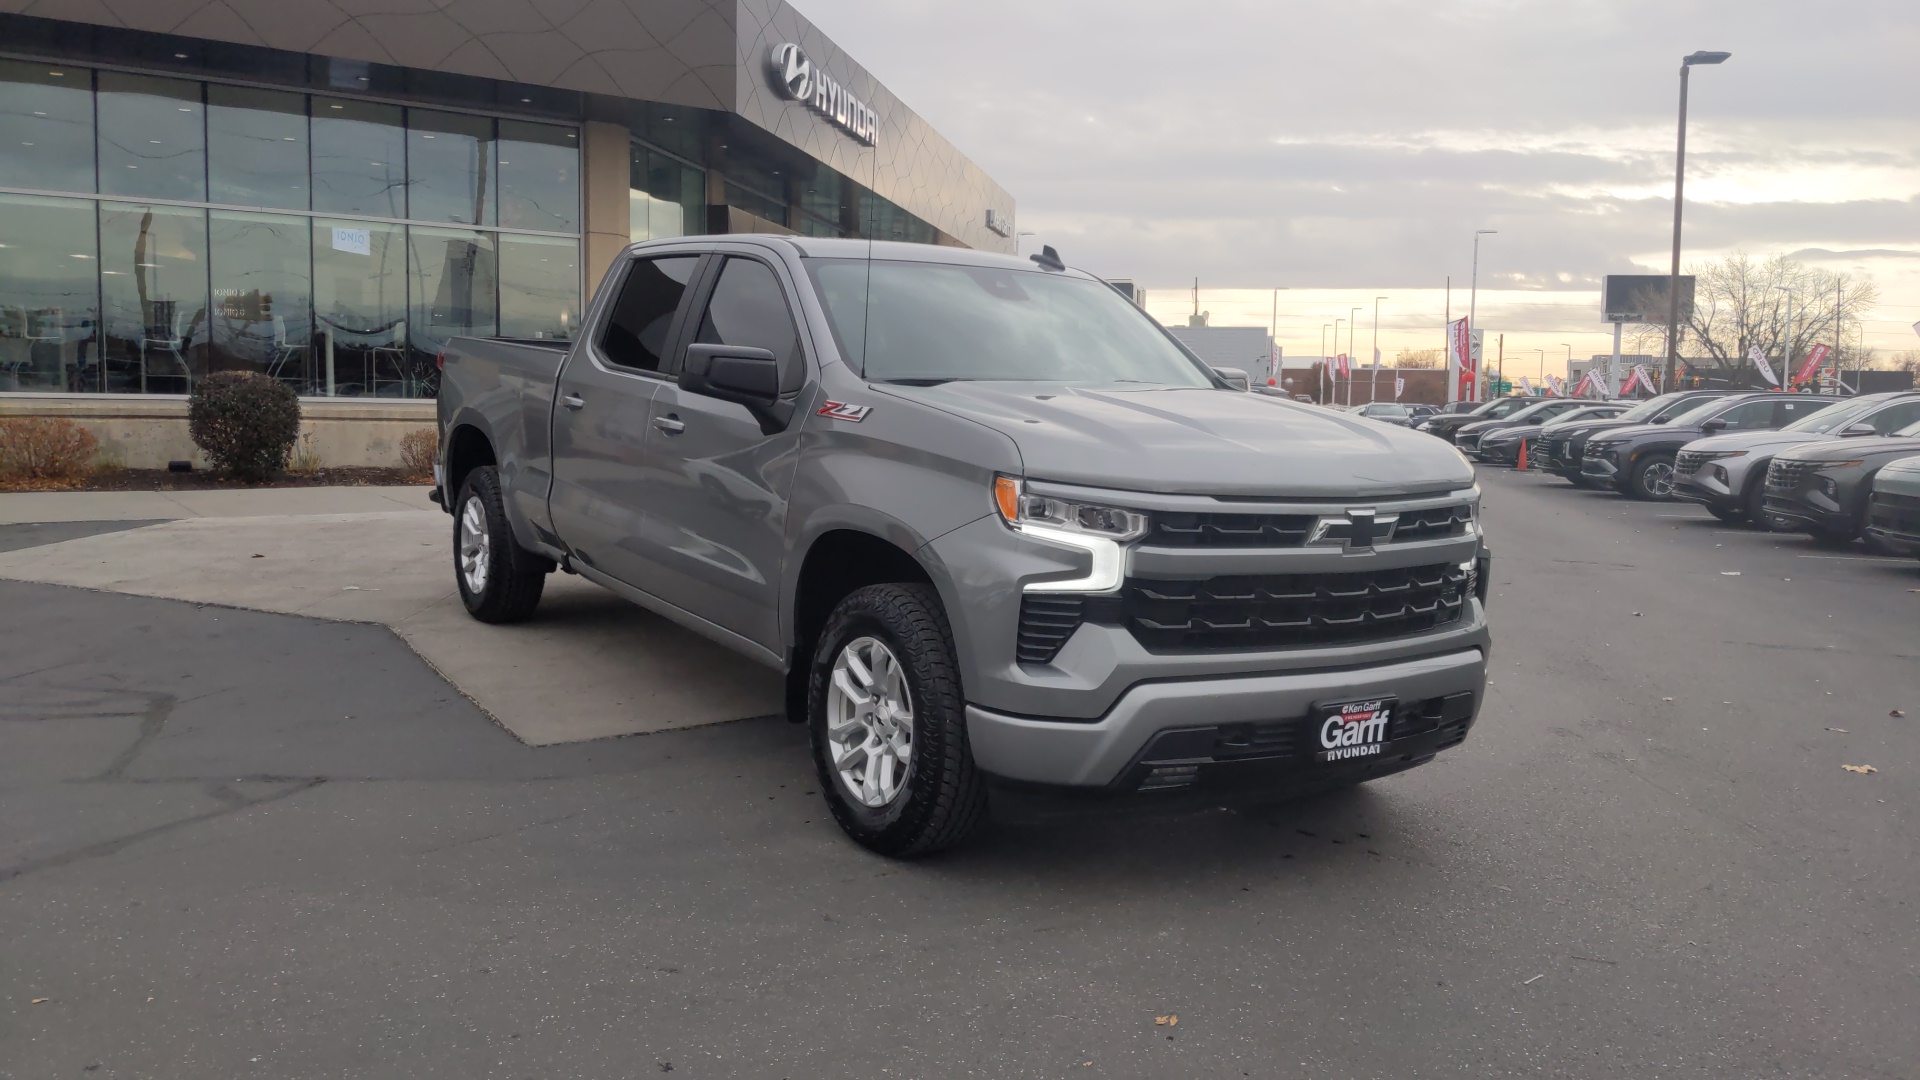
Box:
1394, 347, 1443, 369
1873, 349, 1920, 375
1674, 252, 1877, 385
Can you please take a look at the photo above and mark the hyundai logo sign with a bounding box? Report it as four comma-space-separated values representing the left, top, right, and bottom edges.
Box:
770, 43, 878, 146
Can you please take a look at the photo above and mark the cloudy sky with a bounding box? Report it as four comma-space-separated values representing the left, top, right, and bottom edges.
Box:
802, 0, 1920, 367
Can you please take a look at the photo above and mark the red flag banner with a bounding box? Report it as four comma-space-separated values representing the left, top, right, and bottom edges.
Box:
1448, 318, 1475, 400
1794, 343, 1831, 385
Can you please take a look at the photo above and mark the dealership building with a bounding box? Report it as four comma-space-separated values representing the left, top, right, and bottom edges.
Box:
0, 0, 1014, 463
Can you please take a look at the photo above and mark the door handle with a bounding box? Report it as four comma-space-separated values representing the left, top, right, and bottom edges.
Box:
561, 393, 585, 411
652, 414, 686, 435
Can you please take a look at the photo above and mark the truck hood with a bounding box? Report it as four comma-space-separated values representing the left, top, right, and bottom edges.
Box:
873, 382, 1474, 498
1683, 429, 1838, 455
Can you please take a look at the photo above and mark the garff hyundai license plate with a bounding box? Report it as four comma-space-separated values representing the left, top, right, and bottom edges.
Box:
1316, 698, 1394, 763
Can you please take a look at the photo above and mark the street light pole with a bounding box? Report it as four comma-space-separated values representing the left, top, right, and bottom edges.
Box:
1775, 285, 1794, 390
1559, 344, 1572, 390
1467, 230, 1496, 403
1371, 295, 1387, 405
1320, 322, 1331, 403
1333, 319, 1344, 405
1348, 307, 1361, 406
1664, 50, 1732, 392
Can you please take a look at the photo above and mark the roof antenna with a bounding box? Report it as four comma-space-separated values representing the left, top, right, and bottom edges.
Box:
1029, 245, 1065, 272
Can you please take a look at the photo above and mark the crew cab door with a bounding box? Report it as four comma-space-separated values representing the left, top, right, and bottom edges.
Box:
547, 253, 702, 583
640, 253, 809, 650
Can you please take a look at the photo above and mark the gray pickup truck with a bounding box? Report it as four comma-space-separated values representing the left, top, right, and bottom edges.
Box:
433, 236, 1491, 855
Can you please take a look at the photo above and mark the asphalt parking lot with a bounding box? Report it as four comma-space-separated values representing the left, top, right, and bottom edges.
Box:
3, 469, 1917, 1079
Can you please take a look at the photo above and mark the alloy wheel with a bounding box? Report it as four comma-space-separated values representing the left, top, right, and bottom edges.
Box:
825, 635, 915, 808
458, 494, 491, 594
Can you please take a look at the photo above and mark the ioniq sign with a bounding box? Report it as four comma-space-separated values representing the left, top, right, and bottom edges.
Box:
770, 43, 878, 146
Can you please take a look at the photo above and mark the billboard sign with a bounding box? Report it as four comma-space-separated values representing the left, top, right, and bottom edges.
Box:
1602, 275, 1695, 325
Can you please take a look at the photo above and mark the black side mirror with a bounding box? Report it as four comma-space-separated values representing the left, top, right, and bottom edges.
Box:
680, 343, 794, 431
1212, 366, 1252, 391
1701, 418, 1728, 433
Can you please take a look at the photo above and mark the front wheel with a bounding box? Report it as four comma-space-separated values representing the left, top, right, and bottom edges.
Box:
454, 466, 548, 623
808, 583, 987, 857
1629, 453, 1678, 501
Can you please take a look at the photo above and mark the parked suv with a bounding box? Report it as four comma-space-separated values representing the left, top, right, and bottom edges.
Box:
1455, 398, 1593, 459
1538, 391, 1741, 485
1763, 420, 1920, 545
1420, 397, 1538, 441
1865, 454, 1920, 558
1350, 401, 1421, 427
1673, 392, 1920, 522
433, 237, 1491, 855
1582, 393, 1839, 500
1474, 402, 1628, 466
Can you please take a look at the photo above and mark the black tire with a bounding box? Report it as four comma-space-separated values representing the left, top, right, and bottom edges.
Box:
1628, 453, 1678, 501
807, 583, 987, 857
1744, 476, 1772, 529
454, 466, 548, 623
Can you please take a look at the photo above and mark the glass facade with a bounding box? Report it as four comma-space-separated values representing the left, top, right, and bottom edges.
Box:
0, 58, 581, 397
629, 145, 702, 242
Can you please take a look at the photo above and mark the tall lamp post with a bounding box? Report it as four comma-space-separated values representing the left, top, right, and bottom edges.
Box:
1558, 344, 1573, 392
1320, 322, 1332, 403
1467, 230, 1496, 402
1664, 50, 1732, 391
1333, 319, 1344, 404
1348, 306, 1361, 405
1370, 295, 1388, 405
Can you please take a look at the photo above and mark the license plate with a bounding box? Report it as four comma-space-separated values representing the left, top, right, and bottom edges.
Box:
1315, 698, 1395, 763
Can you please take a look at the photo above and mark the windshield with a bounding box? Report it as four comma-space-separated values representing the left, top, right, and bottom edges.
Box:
1366, 404, 1410, 417
1547, 407, 1614, 426
1779, 396, 1878, 434
1505, 401, 1559, 423
806, 259, 1214, 387
1613, 394, 1683, 423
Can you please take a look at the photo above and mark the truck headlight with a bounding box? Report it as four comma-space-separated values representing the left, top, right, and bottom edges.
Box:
995, 477, 1146, 593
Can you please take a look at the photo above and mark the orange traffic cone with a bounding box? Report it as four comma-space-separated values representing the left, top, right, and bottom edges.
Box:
1515, 439, 1530, 471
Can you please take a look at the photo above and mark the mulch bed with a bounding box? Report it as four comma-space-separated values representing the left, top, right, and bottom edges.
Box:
2, 468, 429, 493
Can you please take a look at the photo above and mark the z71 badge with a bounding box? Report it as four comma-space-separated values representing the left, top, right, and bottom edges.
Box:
817, 401, 872, 422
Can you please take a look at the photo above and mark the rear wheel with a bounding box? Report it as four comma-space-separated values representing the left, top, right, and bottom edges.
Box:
454, 466, 548, 623
808, 583, 987, 857
1629, 453, 1678, 501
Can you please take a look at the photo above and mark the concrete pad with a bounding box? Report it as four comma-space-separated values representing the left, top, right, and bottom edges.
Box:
0, 509, 782, 744
0, 485, 435, 524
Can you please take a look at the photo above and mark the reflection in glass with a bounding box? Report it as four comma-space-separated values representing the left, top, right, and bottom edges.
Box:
0, 61, 96, 194
97, 72, 206, 202
408, 110, 494, 226
0, 194, 100, 392
499, 234, 579, 340
629, 145, 703, 241
409, 225, 496, 395
313, 218, 408, 397
312, 98, 405, 218
724, 181, 785, 228
210, 211, 312, 388
208, 85, 308, 210
99, 202, 208, 393
498, 120, 579, 233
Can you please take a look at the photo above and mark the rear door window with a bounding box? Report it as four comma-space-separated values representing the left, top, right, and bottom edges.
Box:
1714, 399, 1779, 431
691, 256, 804, 392
599, 255, 699, 373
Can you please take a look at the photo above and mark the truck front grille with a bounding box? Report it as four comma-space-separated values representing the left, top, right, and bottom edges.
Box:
1150, 511, 1315, 548
1675, 450, 1709, 476
1123, 561, 1471, 653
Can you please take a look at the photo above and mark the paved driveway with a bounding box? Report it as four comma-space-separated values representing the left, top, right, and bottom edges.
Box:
2, 470, 1916, 1078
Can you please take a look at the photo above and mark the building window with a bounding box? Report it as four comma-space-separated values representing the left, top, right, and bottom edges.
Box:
629, 145, 703, 242
98, 202, 209, 394
0, 193, 99, 392
207, 85, 309, 211
0, 66, 584, 398
0, 60, 96, 194
407, 109, 495, 227
97, 72, 206, 203
498, 120, 579, 233
312, 218, 408, 398
311, 98, 406, 219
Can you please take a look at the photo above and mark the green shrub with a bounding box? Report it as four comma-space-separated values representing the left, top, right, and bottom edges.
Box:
187, 372, 302, 481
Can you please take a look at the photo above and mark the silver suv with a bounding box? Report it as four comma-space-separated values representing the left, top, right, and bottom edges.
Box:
1673, 392, 1920, 522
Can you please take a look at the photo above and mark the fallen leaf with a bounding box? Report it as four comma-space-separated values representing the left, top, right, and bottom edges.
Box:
1827, 727, 1848, 733
1662, 697, 1675, 702
31, 998, 48, 1004
1841, 765, 1877, 775
1893, 710, 1907, 718
251, 553, 264, 558
1155, 1015, 1179, 1026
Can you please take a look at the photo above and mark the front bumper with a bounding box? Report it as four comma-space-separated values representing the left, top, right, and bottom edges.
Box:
1580, 452, 1622, 484
1762, 487, 1849, 532
967, 646, 1486, 789
1672, 472, 1736, 512
1866, 489, 1920, 551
